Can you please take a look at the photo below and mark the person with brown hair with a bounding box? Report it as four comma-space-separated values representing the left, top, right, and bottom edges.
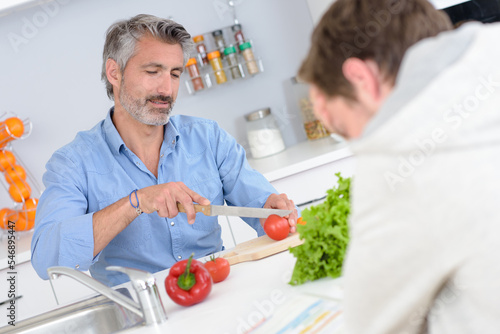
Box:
300, 0, 500, 333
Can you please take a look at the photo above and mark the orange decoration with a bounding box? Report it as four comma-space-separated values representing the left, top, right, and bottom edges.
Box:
0, 150, 16, 172
0, 117, 24, 148
14, 212, 34, 231
0, 208, 18, 230
4, 164, 26, 184
21, 198, 38, 221
8, 181, 31, 203
5, 117, 24, 137
0, 116, 36, 231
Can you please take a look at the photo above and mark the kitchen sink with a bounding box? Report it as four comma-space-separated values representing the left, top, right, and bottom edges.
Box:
0, 290, 144, 334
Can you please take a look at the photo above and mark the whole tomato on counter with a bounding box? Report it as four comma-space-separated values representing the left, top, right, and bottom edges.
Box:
264, 214, 289, 241
165, 254, 212, 307
204, 255, 230, 283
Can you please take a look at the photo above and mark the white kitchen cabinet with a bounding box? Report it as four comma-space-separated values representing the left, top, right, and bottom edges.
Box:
218, 216, 236, 250
306, 0, 469, 26
271, 155, 355, 207
226, 217, 258, 245
0, 259, 98, 326
0, 0, 39, 16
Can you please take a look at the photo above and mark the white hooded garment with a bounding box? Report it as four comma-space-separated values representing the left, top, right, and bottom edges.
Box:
344, 22, 500, 334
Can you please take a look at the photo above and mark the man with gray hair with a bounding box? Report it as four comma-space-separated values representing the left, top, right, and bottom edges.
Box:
31, 14, 298, 286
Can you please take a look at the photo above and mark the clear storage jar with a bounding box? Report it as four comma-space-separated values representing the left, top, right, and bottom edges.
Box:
245, 108, 285, 159
291, 77, 330, 140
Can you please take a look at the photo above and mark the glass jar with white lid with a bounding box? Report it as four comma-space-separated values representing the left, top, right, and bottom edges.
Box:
244, 108, 286, 159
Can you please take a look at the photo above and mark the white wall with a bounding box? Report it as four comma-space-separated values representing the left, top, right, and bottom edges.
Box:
0, 0, 314, 200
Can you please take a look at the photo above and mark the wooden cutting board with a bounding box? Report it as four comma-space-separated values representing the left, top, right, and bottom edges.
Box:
222, 233, 304, 265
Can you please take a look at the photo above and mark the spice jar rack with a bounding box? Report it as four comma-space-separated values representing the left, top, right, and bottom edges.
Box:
0, 112, 41, 233
185, 23, 264, 95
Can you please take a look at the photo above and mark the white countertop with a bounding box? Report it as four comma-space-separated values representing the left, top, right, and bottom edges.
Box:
135, 251, 345, 333
247, 136, 352, 182
0, 230, 32, 270
21, 250, 345, 334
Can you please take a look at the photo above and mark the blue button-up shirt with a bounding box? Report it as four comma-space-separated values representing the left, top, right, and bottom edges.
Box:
31, 110, 277, 286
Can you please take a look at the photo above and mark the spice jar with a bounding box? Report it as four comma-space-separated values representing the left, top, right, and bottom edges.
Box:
231, 24, 245, 52
224, 46, 243, 80
207, 51, 227, 85
239, 42, 259, 75
245, 108, 286, 159
193, 35, 209, 66
186, 58, 204, 92
212, 30, 227, 59
291, 77, 330, 140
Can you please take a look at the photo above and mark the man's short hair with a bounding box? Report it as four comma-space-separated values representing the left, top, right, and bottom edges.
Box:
101, 14, 194, 99
299, 0, 452, 99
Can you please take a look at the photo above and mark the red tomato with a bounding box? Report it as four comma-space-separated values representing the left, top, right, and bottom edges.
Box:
264, 214, 289, 241
204, 257, 230, 283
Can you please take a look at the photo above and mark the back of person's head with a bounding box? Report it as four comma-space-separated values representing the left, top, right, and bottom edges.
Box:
101, 14, 194, 99
299, 0, 453, 100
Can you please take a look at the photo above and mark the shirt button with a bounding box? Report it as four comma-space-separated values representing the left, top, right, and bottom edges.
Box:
136, 162, 139, 165
170, 221, 175, 226
160, 154, 164, 158
75, 264, 80, 269
177, 255, 182, 260
172, 140, 175, 145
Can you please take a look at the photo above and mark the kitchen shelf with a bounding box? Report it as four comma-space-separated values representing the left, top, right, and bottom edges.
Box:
185, 23, 263, 95
184, 56, 264, 95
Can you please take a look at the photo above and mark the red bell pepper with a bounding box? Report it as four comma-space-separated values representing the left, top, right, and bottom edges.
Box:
165, 254, 213, 307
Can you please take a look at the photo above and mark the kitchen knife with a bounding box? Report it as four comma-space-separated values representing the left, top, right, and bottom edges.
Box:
177, 203, 291, 219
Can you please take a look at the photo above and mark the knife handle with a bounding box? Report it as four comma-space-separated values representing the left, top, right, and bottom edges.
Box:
177, 203, 211, 216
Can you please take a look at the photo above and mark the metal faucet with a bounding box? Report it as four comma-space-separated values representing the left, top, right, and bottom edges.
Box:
47, 266, 167, 326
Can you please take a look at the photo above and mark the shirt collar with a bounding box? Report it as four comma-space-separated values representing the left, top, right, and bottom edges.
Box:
162, 116, 180, 153
103, 107, 125, 155
103, 107, 180, 156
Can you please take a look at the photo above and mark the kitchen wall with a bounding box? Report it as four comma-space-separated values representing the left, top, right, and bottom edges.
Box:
0, 0, 315, 200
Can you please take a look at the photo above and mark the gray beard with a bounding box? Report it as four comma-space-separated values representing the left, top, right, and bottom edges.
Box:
118, 80, 174, 126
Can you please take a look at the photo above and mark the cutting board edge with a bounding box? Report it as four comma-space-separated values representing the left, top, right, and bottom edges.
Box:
224, 235, 304, 265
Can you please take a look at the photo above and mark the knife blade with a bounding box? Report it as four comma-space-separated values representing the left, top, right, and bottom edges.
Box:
177, 203, 291, 219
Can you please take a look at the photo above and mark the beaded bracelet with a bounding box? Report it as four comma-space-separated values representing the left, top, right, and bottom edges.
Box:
129, 189, 143, 216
